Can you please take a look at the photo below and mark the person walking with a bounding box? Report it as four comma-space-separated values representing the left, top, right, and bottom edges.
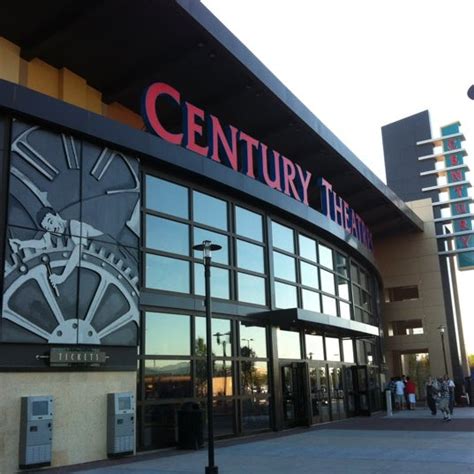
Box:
438, 377, 451, 421
405, 376, 416, 410
446, 375, 455, 415
426, 376, 439, 415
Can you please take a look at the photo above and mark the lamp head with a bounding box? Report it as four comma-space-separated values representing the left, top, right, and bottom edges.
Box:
192, 240, 222, 258
438, 325, 445, 334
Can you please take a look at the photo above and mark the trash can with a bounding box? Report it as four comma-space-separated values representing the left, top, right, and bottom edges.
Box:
177, 402, 204, 450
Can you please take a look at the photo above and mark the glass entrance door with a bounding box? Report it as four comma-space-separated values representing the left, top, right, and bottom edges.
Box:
308, 364, 330, 423
328, 365, 346, 420
281, 362, 309, 427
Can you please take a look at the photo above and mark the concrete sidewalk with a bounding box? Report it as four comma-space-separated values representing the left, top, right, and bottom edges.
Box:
37, 408, 474, 474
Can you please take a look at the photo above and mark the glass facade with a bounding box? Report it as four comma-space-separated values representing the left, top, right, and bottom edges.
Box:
139, 172, 382, 450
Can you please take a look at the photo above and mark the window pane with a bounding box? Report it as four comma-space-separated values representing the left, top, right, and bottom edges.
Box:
340, 301, 351, 320
146, 175, 188, 218
385, 286, 419, 302
302, 289, 321, 313
350, 263, 359, 283
342, 339, 355, 363
337, 276, 350, 300
299, 235, 317, 262
320, 269, 335, 294
195, 317, 232, 358
237, 240, 264, 273
240, 324, 267, 358
318, 243, 334, 269
241, 361, 268, 395
194, 227, 228, 265
144, 360, 191, 399
214, 361, 233, 396
360, 270, 369, 290
237, 273, 266, 305
361, 291, 371, 312
326, 337, 341, 361
274, 282, 297, 308
335, 253, 348, 277
273, 252, 296, 282
277, 329, 301, 359
146, 254, 190, 293
194, 264, 229, 299
271, 221, 294, 252
213, 319, 232, 358
193, 191, 227, 230
242, 398, 270, 431
300, 261, 319, 288
145, 312, 190, 355
305, 334, 324, 360
322, 295, 337, 317
236, 206, 263, 242
146, 215, 189, 255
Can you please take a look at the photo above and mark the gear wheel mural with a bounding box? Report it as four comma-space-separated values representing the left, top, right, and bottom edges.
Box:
3, 240, 139, 344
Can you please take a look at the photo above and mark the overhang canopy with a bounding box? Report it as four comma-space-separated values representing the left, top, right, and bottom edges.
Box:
253, 308, 380, 338
0, 0, 424, 239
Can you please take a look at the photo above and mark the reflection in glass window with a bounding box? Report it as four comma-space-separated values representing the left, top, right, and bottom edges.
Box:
237, 240, 264, 273
305, 334, 324, 360
350, 263, 359, 283
194, 264, 229, 299
242, 398, 270, 431
214, 361, 233, 396
240, 324, 267, 358
271, 221, 294, 252
146, 215, 189, 256
277, 329, 301, 359
193, 227, 228, 265
318, 243, 334, 269
335, 253, 348, 277
193, 191, 228, 230
236, 206, 263, 242
145, 312, 190, 355
337, 277, 350, 300
237, 273, 266, 306
342, 339, 355, 363
340, 302, 351, 320
146, 176, 188, 218
320, 269, 335, 294
241, 361, 268, 395
275, 282, 297, 308
273, 252, 296, 282
322, 295, 337, 317
299, 235, 317, 262
302, 289, 321, 313
300, 261, 319, 288
195, 318, 232, 357
146, 254, 190, 293
326, 337, 341, 361
144, 360, 191, 399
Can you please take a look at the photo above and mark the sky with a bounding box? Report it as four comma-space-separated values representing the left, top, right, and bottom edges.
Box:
202, 0, 474, 355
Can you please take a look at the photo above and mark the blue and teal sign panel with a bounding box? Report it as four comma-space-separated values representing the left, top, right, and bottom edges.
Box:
442, 122, 474, 270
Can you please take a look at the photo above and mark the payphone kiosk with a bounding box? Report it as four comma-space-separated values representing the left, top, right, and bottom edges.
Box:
107, 392, 135, 456
19, 396, 53, 469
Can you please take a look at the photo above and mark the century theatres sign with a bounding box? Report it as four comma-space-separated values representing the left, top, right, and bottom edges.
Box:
142, 82, 373, 251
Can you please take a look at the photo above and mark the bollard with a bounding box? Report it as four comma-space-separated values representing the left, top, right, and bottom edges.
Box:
386, 390, 393, 416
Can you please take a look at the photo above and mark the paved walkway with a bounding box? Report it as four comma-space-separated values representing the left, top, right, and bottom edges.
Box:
38, 407, 474, 474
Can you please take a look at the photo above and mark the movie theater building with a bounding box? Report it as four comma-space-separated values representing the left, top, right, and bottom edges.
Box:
0, 1, 462, 471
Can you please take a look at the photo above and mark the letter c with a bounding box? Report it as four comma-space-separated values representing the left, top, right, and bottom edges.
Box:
142, 82, 183, 145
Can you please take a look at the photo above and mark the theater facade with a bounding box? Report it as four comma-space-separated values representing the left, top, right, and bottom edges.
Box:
0, 1, 461, 471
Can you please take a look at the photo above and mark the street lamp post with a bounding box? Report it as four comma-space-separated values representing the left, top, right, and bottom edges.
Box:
193, 240, 222, 474
438, 325, 449, 375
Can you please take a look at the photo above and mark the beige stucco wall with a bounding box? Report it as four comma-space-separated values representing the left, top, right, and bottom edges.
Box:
0, 371, 135, 473
374, 198, 452, 377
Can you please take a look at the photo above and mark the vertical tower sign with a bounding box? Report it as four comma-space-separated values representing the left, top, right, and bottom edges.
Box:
417, 122, 474, 270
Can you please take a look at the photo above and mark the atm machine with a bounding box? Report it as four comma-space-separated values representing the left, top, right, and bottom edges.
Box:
19, 396, 53, 469
107, 392, 135, 456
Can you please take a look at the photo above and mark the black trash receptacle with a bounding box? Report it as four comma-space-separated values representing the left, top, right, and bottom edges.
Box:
177, 402, 204, 450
